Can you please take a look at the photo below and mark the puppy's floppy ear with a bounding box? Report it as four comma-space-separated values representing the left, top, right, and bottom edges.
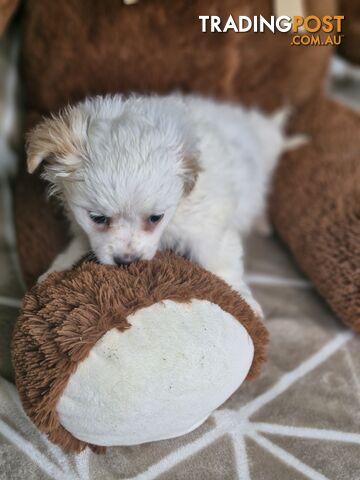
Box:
181, 154, 202, 196
26, 107, 86, 176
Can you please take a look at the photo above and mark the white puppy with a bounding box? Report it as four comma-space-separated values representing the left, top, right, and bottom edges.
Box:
27, 94, 299, 316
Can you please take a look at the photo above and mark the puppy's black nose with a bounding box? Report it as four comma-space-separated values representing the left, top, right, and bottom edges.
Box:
113, 255, 140, 266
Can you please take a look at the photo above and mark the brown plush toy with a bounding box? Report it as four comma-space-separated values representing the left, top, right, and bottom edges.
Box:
7, 0, 357, 329
12, 252, 268, 452
1, 0, 359, 452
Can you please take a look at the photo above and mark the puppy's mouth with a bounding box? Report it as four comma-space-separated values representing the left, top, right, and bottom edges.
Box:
112, 255, 142, 266
76, 251, 100, 267
78, 250, 164, 267
80, 250, 158, 267
77, 252, 141, 267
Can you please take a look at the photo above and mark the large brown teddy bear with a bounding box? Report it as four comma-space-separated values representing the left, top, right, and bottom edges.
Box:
1, 0, 359, 452
5, 0, 357, 329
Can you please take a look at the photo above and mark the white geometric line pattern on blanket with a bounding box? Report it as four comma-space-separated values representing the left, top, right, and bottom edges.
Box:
0, 377, 91, 480
0, 295, 21, 308
245, 273, 311, 289
135, 331, 354, 480
0, 317, 355, 479
344, 345, 360, 406
0, 325, 355, 479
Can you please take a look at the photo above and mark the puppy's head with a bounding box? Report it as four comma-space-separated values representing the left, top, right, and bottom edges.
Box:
26, 95, 201, 265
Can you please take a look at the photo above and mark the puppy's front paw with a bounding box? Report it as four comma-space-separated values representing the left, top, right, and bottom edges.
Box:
215, 269, 264, 319
242, 293, 264, 320
284, 133, 309, 150
254, 212, 273, 237
37, 271, 51, 283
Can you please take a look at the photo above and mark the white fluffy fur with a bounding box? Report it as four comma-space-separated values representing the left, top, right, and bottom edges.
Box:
27, 94, 298, 316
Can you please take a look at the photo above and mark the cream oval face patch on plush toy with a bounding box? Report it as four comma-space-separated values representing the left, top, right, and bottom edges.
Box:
57, 299, 254, 446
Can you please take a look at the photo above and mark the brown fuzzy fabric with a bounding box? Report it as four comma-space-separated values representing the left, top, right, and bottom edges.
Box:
15, 165, 71, 287
270, 96, 360, 333
0, 0, 19, 35
21, 0, 330, 114
12, 252, 268, 453
338, 0, 360, 64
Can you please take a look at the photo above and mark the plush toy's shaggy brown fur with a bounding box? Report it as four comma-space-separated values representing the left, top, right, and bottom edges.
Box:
11, 252, 268, 453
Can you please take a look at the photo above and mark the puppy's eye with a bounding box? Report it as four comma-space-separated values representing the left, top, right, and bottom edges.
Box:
89, 213, 110, 225
148, 214, 164, 224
